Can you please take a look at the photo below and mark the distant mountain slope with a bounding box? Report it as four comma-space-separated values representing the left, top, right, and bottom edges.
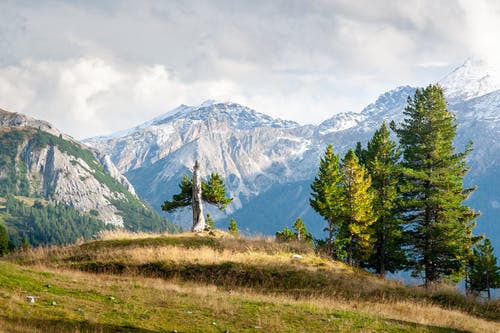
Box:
0, 109, 175, 245
85, 60, 500, 254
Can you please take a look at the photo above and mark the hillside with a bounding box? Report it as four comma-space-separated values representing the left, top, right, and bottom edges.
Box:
0, 109, 178, 246
1, 232, 498, 332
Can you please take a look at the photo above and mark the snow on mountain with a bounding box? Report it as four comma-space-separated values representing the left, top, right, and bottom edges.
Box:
317, 112, 363, 135
440, 58, 500, 101
85, 61, 499, 246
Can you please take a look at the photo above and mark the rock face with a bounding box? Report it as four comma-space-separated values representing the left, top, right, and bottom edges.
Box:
85, 59, 500, 253
0, 109, 143, 227
23, 144, 125, 226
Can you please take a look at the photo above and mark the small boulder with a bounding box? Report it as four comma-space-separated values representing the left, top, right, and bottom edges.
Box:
291, 254, 303, 260
26, 296, 36, 303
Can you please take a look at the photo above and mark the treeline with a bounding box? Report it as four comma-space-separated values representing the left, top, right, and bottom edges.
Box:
305, 84, 499, 298
1, 195, 110, 248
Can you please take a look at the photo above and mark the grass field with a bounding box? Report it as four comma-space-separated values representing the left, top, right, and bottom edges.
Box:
0, 231, 499, 332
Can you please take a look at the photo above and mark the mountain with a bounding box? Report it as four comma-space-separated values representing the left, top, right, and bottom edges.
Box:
84, 59, 500, 253
0, 109, 174, 246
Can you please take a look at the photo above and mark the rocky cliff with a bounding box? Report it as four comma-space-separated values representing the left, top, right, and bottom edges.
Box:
0, 109, 164, 231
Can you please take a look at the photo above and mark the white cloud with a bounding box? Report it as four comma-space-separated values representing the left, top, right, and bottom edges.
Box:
0, 57, 243, 138
460, 0, 500, 67
1, 1, 499, 138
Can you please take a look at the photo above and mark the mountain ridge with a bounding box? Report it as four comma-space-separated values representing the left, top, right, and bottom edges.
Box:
82, 60, 499, 254
0, 108, 172, 245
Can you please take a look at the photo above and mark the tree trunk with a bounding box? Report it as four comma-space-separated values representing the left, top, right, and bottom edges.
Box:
191, 160, 205, 232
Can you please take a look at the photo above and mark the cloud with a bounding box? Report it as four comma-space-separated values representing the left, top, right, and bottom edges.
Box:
0, 57, 243, 138
459, 0, 500, 67
0, 56, 379, 138
1, 1, 499, 138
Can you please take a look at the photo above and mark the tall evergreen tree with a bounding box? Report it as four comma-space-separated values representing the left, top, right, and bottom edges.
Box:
337, 149, 376, 266
310, 145, 343, 257
162, 161, 232, 232
364, 122, 405, 277
393, 84, 479, 286
466, 238, 500, 300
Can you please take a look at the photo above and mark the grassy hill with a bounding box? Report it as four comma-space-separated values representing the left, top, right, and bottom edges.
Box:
0, 231, 499, 332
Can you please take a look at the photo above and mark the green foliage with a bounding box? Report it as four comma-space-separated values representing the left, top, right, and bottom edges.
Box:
111, 198, 174, 233
276, 227, 295, 242
293, 218, 312, 244
0, 217, 9, 256
276, 218, 313, 246
161, 175, 192, 212
309, 144, 343, 256
32, 129, 96, 165
228, 218, 238, 236
337, 149, 376, 266
467, 238, 500, 299
206, 213, 215, 229
162, 173, 233, 213
310, 146, 376, 264
202, 173, 233, 210
362, 122, 406, 276
0, 129, 30, 196
2, 195, 109, 247
393, 84, 479, 286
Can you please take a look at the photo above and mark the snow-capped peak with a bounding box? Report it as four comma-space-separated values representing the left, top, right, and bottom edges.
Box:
440, 58, 500, 101
84, 101, 298, 143
362, 86, 416, 116
172, 101, 299, 130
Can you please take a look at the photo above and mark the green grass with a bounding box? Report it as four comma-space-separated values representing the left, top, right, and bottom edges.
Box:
1, 233, 499, 332
0, 260, 466, 333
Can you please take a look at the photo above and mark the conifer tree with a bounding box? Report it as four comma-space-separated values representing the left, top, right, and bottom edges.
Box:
206, 213, 215, 229
393, 84, 479, 286
275, 226, 294, 242
310, 145, 343, 257
0, 218, 9, 256
162, 161, 232, 232
354, 141, 367, 165
467, 238, 500, 300
228, 218, 238, 236
364, 122, 405, 277
293, 217, 307, 242
337, 149, 376, 265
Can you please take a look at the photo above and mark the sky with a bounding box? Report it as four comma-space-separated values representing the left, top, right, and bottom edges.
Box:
1, 0, 500, 139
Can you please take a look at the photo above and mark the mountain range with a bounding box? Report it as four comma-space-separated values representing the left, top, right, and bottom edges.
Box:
85, 58, 499, 254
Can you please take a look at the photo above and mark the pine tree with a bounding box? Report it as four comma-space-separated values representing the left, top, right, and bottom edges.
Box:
467, 238, 500, 300
293, 217, 307, 242
228, 218, 238, 236
354, 141, 367, 165
162, 161, 232, 232
364, 122, 405, 277
275, 227, 295, 242
393, 84, 479, 286
206, 214, 215, 229
337, 149, 376, 266
310, 145, 343, 257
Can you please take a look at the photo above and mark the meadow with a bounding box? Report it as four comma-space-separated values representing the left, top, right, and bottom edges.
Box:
0, 230, 498, 332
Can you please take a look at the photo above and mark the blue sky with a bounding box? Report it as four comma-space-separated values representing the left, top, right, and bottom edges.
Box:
1, 0, 499, 138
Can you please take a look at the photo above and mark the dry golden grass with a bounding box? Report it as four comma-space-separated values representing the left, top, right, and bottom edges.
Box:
1, 263, 498, 333
3, 231, 499, 332
96, 228, 171, 240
